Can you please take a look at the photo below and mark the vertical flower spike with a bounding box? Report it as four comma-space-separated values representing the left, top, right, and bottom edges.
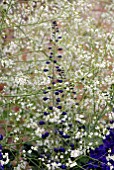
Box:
40, 21, 79, 170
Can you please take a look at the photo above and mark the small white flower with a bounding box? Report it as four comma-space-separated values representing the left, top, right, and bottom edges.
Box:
70, 162, 77, 168
71, 149, 81, 158
28, 150, 32, 154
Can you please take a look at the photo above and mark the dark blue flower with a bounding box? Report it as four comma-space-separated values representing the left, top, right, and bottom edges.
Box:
48, 106, 53, 110
57, 69, 61, 72
70, 143, 74, 150
53, 60, 57, 63
62, 134, 70, 138
44, 112, 49, 116
54, 148, 59, 153
52, 21, 57, 25
109, 159, 114, 166
48, 75, 52, 79
111, 147, 114, 154
57, 55, 62, 58
110, 120, 114, 124
58, 36, 62, 39
101, 164, 110, 170
59, 147, 65, 152
62, 112, 67, 115
52, 81, 56, 85
60, 164, 67, 169
57, 79, 63, 83
72, 91, 76, 94
39, 120, 45, 125
0, 153, 3, 160
59, 90, 63, 93
43, 90, 48, 94
86, 128, 114, 169
42, 132, 49, 139
58, 48, 63, 51
57, 106, 62, 109
43, 97, 48, 101
55, 91, 59, 95
0, 145, 2, 150
56, 98, 60, 102
0, 166, 4, 170
59, 130, 63, 135
46, 61, 50, 64
68, 123, 72, 127
43, 69, 49, 72
0, 135, 3, 141
48, 47, 52, 50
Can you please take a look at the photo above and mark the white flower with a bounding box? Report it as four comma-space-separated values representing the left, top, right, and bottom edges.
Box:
1, 153, 9, 165
71, 149, 81, 158
1, 59, 14, 68
70, 162, 77, 168
51, 162, 59, 169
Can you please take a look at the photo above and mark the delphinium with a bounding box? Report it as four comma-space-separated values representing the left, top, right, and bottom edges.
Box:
19, 20, 87, 170
28, 21, 74, 169
41, 21, 86, 169
20, 20, 112, 170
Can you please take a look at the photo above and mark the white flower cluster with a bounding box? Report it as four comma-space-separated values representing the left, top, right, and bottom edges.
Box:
13, 72, 31, 87
44, 107, 62, 123
107, 151, 114, 170
14, 160, 27, 170
1, 58, 15, 68
70, 149, 82, 158
0, 153, 9, 165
